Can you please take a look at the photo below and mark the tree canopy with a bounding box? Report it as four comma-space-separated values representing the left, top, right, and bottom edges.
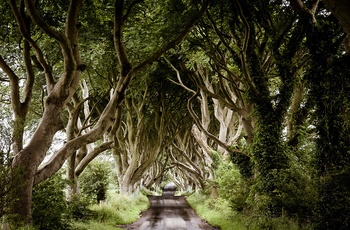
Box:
1, 0, 350, 229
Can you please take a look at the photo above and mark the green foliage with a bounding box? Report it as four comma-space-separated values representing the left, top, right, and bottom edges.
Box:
1, 0, 349, 228
187, 192, 238, 230
250, 129, 290, 216
213, 144, 317, 223
90, 204, 123, 225
210, 150, 221, 170
240, 214, 313, 230
215, 161, 250, 212
91, 192, 149, 225
248, 167, 316, 220
304, 13, 350, 229
187, 192, 314, 230
78, 160, 111, 204
32, 186, 149, 230
123, 0, 199, 64
71, 192, 149, 229
67, 195, 95, 221
32, 172, 71, 230
315, 170, 350, 230
229, 147, 253, 178
0, 122, 13, 218
215, 157, 316, 218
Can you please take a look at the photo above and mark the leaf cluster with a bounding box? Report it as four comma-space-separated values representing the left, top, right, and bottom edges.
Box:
32, 171, 71, 230
78, 160, 111, 204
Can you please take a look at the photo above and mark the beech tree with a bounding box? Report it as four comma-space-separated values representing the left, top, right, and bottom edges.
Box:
306, 24, 350, 230
0, 0, 209, 225
112, 77, 174, 194
169, 130, 209, 190
1, 0, 350, 228
289, 0, 350, 228
169, 0, 313, 217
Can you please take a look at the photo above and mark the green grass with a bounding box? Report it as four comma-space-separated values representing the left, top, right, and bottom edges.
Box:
186, 193, 313, 230
187, 193, 245, 230
71, 190, 149, 230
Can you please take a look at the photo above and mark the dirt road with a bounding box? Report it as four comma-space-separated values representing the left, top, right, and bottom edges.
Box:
124, 188, 218, 230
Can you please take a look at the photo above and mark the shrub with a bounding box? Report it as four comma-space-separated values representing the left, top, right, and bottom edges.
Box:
215, 161, 250, 212
67, 194, 96, 220
187, 192, 239, 230
0, 125, 15, 219
78, 160, 110, 204
71, 192, 150, 229
32, 171, 71, 230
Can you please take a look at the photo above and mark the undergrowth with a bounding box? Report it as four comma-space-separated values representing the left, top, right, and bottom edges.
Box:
187, 193, 313, 230
71, 190, 149, 230
187, 192, 242, 230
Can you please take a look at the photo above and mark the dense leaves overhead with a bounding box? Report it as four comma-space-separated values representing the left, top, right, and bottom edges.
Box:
1, 0, 350, 228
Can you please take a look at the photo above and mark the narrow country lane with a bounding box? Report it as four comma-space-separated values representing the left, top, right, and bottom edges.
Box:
123, 186, 218, 230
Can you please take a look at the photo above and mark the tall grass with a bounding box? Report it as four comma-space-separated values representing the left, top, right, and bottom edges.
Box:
71, 190, 149, 230
187, 192, 244, 230
187, 193, 313, 230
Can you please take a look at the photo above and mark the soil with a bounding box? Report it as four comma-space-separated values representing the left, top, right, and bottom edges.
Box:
122, 189, 220, 230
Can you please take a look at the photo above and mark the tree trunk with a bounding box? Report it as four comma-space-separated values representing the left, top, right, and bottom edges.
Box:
66, 153, 78, 200
10, 107, 63, 223
10, 161, 35, 224
119, 177, 134, 195
5, 0, 209, 225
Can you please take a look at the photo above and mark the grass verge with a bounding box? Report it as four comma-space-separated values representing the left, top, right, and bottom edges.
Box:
187, 192, 244, 230
71, 191, 149, 230
186, 193, 313, 230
